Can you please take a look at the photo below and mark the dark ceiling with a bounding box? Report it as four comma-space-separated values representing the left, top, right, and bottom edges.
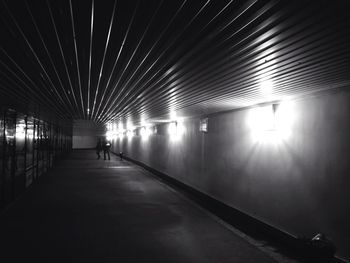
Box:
1, 0, 350, 125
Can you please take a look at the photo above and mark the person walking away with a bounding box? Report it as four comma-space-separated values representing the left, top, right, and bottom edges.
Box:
95, 139, 102, 159
103, 140, 111, 160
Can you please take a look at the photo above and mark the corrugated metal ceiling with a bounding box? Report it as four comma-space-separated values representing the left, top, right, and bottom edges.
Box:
1, 0, 350, 125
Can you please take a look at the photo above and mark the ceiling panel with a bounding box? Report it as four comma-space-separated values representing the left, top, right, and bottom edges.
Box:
1, 0, 350, 125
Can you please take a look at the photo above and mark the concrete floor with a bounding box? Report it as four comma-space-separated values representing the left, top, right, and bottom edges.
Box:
0, 150, 278, 263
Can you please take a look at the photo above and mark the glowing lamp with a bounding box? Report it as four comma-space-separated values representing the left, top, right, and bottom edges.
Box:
248, 101, 294, 143
15, 123, 26, 140
168, 122, 177, 135
140, 126, 152, 139
127, 130, 134, 138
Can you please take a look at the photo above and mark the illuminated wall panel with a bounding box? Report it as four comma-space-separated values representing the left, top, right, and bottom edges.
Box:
112, 89, 350, 260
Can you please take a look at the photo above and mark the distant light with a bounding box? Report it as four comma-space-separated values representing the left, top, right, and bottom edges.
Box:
148, 119, 171, 123
140, 127, 146, 137
126, 121, 134, 131
199, 118, 208, 132
140, 118, 147, 127
16, 123, 26, 140
127, 130, 134, 138
106, 122, 119, 140
115, 122, 125, 140
118, 123, 124, 131
27, 129, 34, 138
106, 130, 114, 141
118, 131, 124, 139
140, 126, 152, 140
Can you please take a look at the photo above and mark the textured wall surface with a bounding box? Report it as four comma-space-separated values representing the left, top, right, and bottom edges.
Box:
72, 120, 105, 149
112, 89, 350, 260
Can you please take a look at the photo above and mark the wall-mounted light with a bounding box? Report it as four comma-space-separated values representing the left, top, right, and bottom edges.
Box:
118, 132, 124, 139
106, 130, 114, 141
140, 127, 146, 137
27, 128, 34, 138
127, 130, 134, 138
168, 121, 185, 141
199, 118, 208, 133
16, 123, 26, 140
248, 101, 294, 143
106, 122, 119, 140
140, 126, 152, 139
107, 122, 112, 131
274, 101, 294, 140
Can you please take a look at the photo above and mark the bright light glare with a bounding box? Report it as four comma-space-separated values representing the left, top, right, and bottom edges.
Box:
127, 130, 134, 138
126, 121, 134, 131
27, 129, 34, 138
140, 126, 152, 139
106, 122, 119, 140
116, 123, 125, 139
140, 127, 146, 136
106, 130, 114, 141
170, 110, 177, 120
168, 122, 177, 135
168, 121, 185, 141
275, 101, 295, 140
260, 79, 273, 95
249, 105, 274, 131
16, 123, 26, 140
248, 101, 295, 143
117, 131, 125, 139
118, 122, 124, 131
177, 122, 185, 136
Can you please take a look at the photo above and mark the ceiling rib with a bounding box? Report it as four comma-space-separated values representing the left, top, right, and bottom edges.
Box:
0, 0, 349, 125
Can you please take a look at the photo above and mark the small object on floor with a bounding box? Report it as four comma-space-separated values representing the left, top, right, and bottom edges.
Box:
298, 233, 336, 262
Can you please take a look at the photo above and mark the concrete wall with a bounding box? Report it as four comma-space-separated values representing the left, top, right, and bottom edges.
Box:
72, 120, 105, 149
111, 89, 350, 260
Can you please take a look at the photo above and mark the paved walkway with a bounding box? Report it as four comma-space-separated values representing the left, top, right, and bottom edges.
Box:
0, 150, 277, 263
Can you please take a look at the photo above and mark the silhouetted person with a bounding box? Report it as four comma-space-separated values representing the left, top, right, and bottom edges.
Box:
103, 140, 111, 160
95, 139, 102, 159
119, 151, 123, 161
